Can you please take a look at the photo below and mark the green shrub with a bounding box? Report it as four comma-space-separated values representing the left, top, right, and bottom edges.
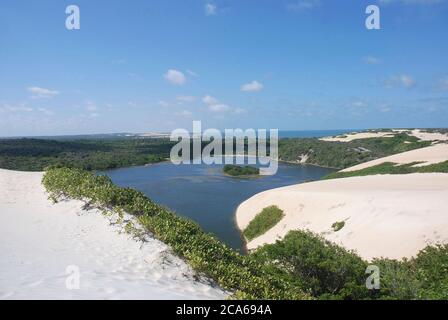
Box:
332, 221, 345, 232
252, 230, 370, 299
243, 206, 284, 241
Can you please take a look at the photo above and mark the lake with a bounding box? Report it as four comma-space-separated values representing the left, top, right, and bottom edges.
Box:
104, 161, 334, 252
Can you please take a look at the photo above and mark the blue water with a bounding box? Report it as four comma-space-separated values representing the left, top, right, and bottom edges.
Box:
104, 161, 334, 252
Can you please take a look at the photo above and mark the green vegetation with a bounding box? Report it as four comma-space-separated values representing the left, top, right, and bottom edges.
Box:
243, 206, 284, 241
0, 138, 173, 171
223, 164, 260, 177
253, 230, 448, 300
42, 168, 447, 300
279, 133, 431, 169
253, 231, 369, 299
331, 221, 345, 232
42, 168, 309, 300
324, 161, 448, 180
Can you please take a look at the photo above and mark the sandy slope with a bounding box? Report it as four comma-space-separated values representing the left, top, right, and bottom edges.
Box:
320, 131, 395, 142
341, 143, 448, 172
320, 129, 448, 142
236, 173, 448, 260
0, 169, 227, 300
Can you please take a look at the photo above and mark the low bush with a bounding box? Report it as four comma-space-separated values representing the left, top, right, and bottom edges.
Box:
332, 221, 345, 232
243, 206, 284, 241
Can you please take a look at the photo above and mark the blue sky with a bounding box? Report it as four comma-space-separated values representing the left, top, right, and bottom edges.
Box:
0, 0, 447, 136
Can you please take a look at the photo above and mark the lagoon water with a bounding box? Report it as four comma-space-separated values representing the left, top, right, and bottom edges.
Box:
105, 160, 334, 252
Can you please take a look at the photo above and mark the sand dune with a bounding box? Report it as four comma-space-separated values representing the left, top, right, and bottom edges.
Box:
341, 143, 448, 172
236, 173, 448, 260
0, 169, 227, 300
320, 131, 395, 142
320, 129, 448, 142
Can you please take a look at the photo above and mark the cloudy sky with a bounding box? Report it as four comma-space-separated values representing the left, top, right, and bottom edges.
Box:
0, 0, 447, 136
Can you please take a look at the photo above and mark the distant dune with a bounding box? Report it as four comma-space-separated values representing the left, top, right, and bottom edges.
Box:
320, 129, 448, 142
236, 173, 448, 260
0, 169, 226, 300
341, 143, 448, 172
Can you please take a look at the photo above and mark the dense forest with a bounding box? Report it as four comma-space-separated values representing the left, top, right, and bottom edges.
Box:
0, 138, 174, 171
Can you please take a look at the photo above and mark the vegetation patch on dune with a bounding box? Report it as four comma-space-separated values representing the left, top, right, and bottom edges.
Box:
331, 221, 345, 232
324, 161, 448, 180
243, 206, 284, 241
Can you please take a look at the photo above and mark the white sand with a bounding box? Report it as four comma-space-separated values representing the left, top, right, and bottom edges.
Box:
0, 169, 227, 300
236, 173, 448, 260
341, 143, 448, 172
408, 129, 448, 142
320, 131, 395, 142
321, 129, 448, 142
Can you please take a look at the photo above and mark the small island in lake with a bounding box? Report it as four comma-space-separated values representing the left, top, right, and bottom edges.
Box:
223, 164, 260, 177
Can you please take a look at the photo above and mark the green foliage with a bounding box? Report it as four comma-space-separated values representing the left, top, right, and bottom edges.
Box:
243, 206, 284, 241
0, 138, 173, 171
331, 221, 345, 232
252, 230, 371, 299
223, 164, 260, 177
278, 133, 431, 169
42, 168, 310, 300
324, 161, 448, 180
372, 244, 448, 299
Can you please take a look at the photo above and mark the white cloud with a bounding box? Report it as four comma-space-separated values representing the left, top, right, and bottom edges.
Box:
241, 80, 264, 92
438, 77, 448, 90
380, 106, 391, 113
186, 69, 199, 77
159, 100, 170, 107
175, 110, 193, 117
85, 101, 98, 112
233, 108, 247, 115
164, 69, 187, 85
0, 104, 33, 113
379, 0, 443, 5
208, 104, 230, 113
351, 101, 368, 108
363, 56, 382, 65
176, 96, 196, 102
205, 3, 217, 16
201, 94, 245, 114
28, 86, 59, 99
38, 107, 54, 116
287, 0, 321, 12
385, 75, 416, 88
202, 95, 219, 105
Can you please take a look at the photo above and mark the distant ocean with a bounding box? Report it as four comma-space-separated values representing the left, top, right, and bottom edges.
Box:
278, 130, 357, 139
